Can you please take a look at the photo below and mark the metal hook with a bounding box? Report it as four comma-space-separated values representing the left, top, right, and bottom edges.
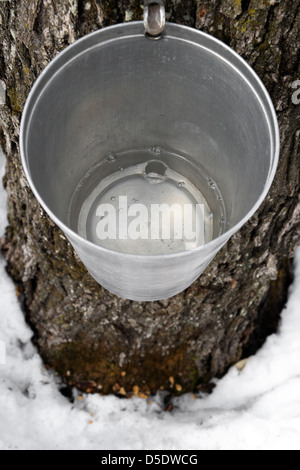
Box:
144, 1, 165, 39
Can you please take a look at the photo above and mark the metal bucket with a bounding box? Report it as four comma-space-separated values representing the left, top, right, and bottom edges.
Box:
20, 18, 279, 301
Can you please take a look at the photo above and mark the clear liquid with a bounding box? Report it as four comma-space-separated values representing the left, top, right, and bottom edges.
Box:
68, 147, 226, 255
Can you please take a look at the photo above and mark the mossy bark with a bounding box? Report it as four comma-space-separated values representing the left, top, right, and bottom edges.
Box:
0, 0, 299, 397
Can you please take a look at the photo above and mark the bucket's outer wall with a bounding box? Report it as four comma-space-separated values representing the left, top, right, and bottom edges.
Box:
0, 0, 299, 395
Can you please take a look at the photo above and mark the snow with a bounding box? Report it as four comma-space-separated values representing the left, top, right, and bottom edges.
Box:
0, 149, 300, 450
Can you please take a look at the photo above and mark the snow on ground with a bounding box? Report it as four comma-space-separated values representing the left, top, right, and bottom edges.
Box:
0, 150, 300, 450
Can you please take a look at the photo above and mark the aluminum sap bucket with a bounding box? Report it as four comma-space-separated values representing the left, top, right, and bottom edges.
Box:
20, 21, 279, 301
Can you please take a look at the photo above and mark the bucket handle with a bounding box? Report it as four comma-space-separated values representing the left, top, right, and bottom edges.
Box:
144, 1, 165, 39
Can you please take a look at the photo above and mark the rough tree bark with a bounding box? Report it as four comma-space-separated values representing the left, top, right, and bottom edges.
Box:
0, 0, 299, 397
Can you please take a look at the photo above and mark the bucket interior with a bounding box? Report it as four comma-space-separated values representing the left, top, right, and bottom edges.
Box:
24, 24, 275, 255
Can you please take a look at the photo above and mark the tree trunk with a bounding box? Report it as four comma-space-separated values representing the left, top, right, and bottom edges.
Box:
0, 0, 299, 397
